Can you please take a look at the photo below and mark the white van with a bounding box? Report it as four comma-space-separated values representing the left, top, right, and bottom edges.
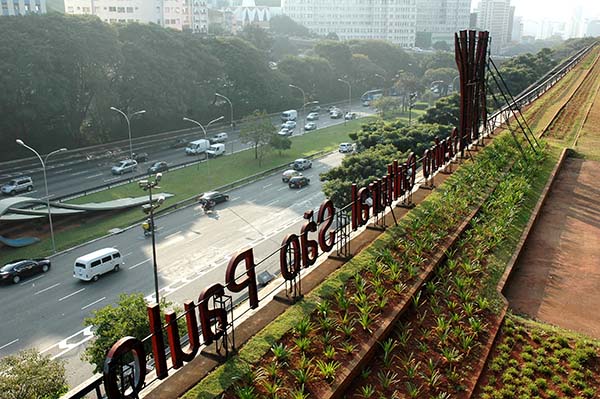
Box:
206, 143, 225, 157
185, 139, 210, 155
281, 110, 298, 121
73, 248, 122, 282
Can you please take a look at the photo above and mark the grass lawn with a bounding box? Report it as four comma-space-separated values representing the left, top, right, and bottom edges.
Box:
0, 119, 370, 264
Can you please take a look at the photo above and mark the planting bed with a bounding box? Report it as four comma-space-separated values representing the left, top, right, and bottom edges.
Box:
474, 316, 600, 399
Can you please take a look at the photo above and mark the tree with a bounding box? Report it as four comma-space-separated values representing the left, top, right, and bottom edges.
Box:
0, 349, 67, 399
325, 32, 340, 41
371, 96, 402, 118
419, 93, 460, 126
238, 24, 273, 53
269, 15, 313, 38
423, 67, 457, 96
270, 133, 292, 156
432, 41, 450, 51
83, 293, 181, 373
348, 40, 413, 79
314, 40, 353, 77
240, 110, 276, 165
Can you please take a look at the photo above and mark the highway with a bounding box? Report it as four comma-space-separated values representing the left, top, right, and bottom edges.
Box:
0, 101, 372, 200
0, 150, 346, 388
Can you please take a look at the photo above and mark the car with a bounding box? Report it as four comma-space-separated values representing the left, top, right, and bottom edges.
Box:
133, 152, 148, 163
288, 176, 310, 189
148, 161, 169, 174
1, 176, 33, 196
305, 122, 317, 131
171, 138, 188, 148
199, 191, 229, 204
344, 112, 357, 120
1, 258, 51, 284
278, 128, 292, 137
210, 132, 228, 143
330, 110, 343, 119
282, 169, 302, 183
282, 120, 297, 130
310, 104, 321, 113
111, 159, 138, 175
339, 142, 354, 153
306, 112, 320, 121
292, 158, 312, 171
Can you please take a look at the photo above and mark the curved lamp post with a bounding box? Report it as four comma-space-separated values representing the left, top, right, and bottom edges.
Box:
288, 84, 306, 132
110, 107, 146, 160
16, 139, 67, 253
183, 116, 224, 173
337, 78, 352, 118
215, 92, 234, 151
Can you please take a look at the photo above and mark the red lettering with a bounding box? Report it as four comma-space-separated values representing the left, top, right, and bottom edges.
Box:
317, 200, 336, 252
104, 337, 147, 399
225, 249, 258, 309
351, 183, 358, 230
357, 187, 371, 226
423, 149, 431, 179
147, 304, 168, 379
406, 152, 416, 192
280, 234, 301, 280
198, 283, 227, 345
165, 301, 200, 369
300, 213, 318, 268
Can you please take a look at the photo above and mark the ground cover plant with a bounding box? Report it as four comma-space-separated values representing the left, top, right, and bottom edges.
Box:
183, 133, 529, 399
475, 316, 600, 399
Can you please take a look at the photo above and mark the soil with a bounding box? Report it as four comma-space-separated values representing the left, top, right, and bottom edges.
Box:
504, 157, 600, 340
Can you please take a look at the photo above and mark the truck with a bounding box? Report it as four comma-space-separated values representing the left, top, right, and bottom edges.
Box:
281, 110, 298, 122
206, 143, 225, 157
185, 139, 210, 155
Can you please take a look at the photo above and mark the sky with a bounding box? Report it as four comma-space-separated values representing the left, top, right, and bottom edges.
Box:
509, 0, 600, 21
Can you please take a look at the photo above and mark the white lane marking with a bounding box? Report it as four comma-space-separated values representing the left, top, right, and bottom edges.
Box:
263, 183, 273, 189
60, 168, 73, 173
103, 176, 121, 182
0, 338, 19, 351
70, 170, 88, 176
230, 197, 240, 202
59, 288, 86, 302
34, 283, 60, 295
124, 252, 133, 257
21, 275, 44, 285
277, 186, 288, 192
265, 199, 279, 207
28, 190, 38, 195
85, 173, 102, 179
164, 231, 181, 240
129, 259, 151, 270
81, 297, 105, 310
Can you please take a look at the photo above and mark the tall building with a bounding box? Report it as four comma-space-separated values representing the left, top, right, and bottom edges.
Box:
1, 0, 47, 16
62, 0, 208, 32
231, 0, 279, 33
282, 0, 417, 48
415, 0, 471, 48
475, 0, 511, 53
511, 15, 523, 43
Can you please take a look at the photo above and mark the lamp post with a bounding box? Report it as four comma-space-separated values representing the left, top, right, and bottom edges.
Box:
288, 84, 306, 132
139, 174, 165, 305
374, 73, 386, 88
215, 92, 234, 152
16, 140, 67, 253
182, 116, 224, 174
408, 92, 418, 125
337, 78, 352, 120
110, 107, 146, 160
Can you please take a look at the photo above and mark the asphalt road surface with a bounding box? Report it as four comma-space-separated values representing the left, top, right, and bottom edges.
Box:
0, 101, 373, 200
0, 150, 346, 388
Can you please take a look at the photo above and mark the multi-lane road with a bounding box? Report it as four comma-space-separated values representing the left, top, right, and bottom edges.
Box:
0, 101, 372, 200
0, 105, 370, 388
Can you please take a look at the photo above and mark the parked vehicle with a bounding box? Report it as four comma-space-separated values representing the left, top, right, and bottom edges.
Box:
306, 112, 319, 121
111, 159, 137, 175
330, 110, 343, 119
289, 176, 310, 189
133, 152, 148, 163
185, 139, 210, 155
305, 122, 317, 131
310, 104, 321, 113
281, 110, 298, 121
148, 161, 169, 174
1, 258, 51, 284
73, 248, 122, 282
278, 128, 292, 137
171, 138, 188, 148
339, 142, 354, 153
282, 120, 297, 130
292, 158, 312, 171
198, 191, 229, 204
282, 169, 302, 183
344, 112, 357, 120
210, 132, 228, 143
1, 176, 33, 195
206, 143, 225, 157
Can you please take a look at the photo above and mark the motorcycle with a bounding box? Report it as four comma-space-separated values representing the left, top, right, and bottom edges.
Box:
199, 198, 216, 214
142, 219, 154, 237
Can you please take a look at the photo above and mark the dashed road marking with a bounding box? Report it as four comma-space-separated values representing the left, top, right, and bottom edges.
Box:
81, 297, 105, 310
34, 283, 61, 295
59, 288, 86, 302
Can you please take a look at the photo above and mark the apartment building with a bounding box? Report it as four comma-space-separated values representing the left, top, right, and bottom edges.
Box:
63, 0, 208, 32
1, 0, 46, 16
415, 0, 471, 47
475, 0, 512, 53
282, 0, 417, 48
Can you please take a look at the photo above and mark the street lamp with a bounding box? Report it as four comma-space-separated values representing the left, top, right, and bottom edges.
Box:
337, 78, 352, 118
182, 116, 224, 173
16, 140, 67, 253
375, 73, 386, 88
139, 174, 165, 305
289, 84, 306, 132
408, 92, 418, 125
110, 107, 146, 160
215, 92, 234, 152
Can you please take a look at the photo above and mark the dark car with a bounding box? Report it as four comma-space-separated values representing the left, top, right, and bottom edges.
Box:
199, 191, 230, 204
133, 152, 148, 163
171, 138, 188, 148
289, 176, 310, 189
148, 161, 169, 174
1, 258, 51, 284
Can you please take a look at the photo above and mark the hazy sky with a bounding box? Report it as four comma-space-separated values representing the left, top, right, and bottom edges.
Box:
474, 0, 600, 22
